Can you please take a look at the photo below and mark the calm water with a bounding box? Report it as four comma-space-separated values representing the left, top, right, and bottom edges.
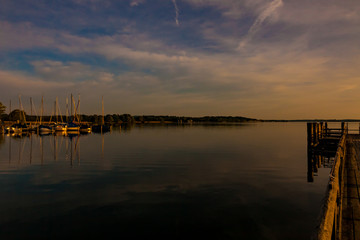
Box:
0, 123, 331, 239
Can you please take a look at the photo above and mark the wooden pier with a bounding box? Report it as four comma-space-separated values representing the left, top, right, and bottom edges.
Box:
309, 122, 360, 240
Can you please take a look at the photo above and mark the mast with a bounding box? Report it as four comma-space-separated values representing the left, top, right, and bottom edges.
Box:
71, 94, 73, 122
40, 96, 43, 125
30, 97, 33, 116
71, 94, 78, 123
18, 95, 26, 124
55, 98, 58, 123
56, 97, 63, 123
66, 97, 69, 122
78, 94, 81, 123
30, 97, 39, 125
18, 95, 21, 123
102, 96, 104, 125
9, 99, 11, 122
30, 97, 33, 128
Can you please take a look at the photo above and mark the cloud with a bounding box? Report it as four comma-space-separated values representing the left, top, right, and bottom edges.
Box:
0, 21, 56, 50
0, 70, 75, 100
238, 0, 283, 49
30, 60, 117, 85
130, 0, 145, 7
172, 0, 180, 26
1, 0, 360, 119
248, 0, 283, 35
279, 0, 360, 25
98, 72, 114, 82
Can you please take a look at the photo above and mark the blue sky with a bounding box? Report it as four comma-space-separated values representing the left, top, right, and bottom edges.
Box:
1, 0, 360, 119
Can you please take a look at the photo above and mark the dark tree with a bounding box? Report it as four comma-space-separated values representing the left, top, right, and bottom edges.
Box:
9, 109, 27, 122
105, 114, 114, 123
119, 114, 134, 123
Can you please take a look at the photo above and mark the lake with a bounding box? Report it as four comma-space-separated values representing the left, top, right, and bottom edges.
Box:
0, 123, 331, 239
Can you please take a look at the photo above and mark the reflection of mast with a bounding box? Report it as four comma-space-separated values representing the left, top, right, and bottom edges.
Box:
101, 96, 104, 133
53, 134, 57, 161
74, 135, 80, 165
40, 136, 44, 165
18, 136, 21, 165
19, 136, 26, 165
65, 135, 69, 161
101, 134, 104, 160
30, 134, 33, 164
70, 136, 73, 166
78, 138, 80, 165
9, 135, 11, 164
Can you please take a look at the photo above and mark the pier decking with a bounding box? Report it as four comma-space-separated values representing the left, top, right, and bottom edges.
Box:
342, 135, 360, 240
309, 123, 360, 240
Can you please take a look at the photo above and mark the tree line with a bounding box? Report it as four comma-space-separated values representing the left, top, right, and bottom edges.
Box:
0, 101, 257, 124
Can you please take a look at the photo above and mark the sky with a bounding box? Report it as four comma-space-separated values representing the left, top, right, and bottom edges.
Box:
1, 0, 360, 119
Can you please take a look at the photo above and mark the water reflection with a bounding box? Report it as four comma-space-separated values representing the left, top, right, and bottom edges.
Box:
0, 134, 4, 149
307, 146, 335, 182
3, 131, 93, 168
0, 123, 331, 240
306, 122, 340, 182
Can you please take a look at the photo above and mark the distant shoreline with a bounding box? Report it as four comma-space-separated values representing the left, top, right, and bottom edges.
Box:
262, 119, 360, 122
2, 111, 360, 125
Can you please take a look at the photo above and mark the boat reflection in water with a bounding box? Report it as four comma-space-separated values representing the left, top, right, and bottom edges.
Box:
3, 129, 99, 167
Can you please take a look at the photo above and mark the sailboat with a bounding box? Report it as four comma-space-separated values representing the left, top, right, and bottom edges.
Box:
28, 97, 40, 132
66, 94, 80, 132
6, 123, 27, 134
78, 95, 91, 133
38, 96, 53, 133
79, 124, 91, 133
54, 97, 67, 132
7, 95, 29, 133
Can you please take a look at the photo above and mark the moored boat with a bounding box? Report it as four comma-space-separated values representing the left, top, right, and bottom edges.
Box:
67, 122, 80, 132
80, 124, 91, 133
54, 123, 67, 132
38, 125, 53, 133
6, 123, 28, 134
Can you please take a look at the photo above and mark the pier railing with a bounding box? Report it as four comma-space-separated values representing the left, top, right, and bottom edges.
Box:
312, 123, 347, 240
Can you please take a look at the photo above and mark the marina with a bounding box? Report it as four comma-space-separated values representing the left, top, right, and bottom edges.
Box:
1, 1, 359, 239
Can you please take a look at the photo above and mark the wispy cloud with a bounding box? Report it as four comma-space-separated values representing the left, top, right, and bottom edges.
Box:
248, 0, 283, 35
172, 0, 180, 26
130, 0, 145, 7
238, 0, 283, 49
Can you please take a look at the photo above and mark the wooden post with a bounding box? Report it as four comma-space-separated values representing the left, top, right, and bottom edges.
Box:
320, 122, 323, 139
315, 123, 320, 145
307, 123, 313, 146
325, 122, 328, 136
